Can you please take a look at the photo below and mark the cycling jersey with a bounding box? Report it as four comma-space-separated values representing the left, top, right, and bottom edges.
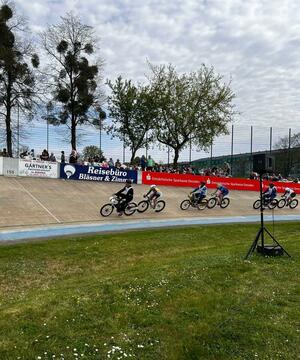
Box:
264, 187, 277, 199
218, 186, 229, 195
192, 185, 207, 197
284, 188, 295, 196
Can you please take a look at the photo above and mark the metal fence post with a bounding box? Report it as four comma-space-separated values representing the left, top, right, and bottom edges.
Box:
189, 134, 192, 164
288, 128, 291, 175
231, 124, 234, 175
269, 126, 272, 153
250, 126, 253, 155
210, 141, 213, 168
145, 131, 148, 159
123, 141, 125, 164
167, 147, 170, 167
17, 103, 20, 158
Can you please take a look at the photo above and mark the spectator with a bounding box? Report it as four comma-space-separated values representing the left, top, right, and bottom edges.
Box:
40, 149, 49, 161
108, 157, 114, 167
224, 162, 231, 176
69, 149, 77, 164
61, 151, 65, 163
147, 155, 155, 171
30, 149, 35, 159
140, 155, 147, 171
1, 148, 7, 157
20, 150, 28, 159
115, 159, 121, 168
49, 152, 56, 162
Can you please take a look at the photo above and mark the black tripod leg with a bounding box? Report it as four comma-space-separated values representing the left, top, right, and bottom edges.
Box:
245, 228, 263, 260
264, 227, 292, 258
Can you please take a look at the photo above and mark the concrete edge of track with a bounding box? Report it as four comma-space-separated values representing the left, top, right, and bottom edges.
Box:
1, 214, 300, 243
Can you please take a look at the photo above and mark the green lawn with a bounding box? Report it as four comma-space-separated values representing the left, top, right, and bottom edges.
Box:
0, 223, 300, 360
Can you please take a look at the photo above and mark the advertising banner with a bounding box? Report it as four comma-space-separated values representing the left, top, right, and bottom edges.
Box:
60, 163, 138, 184
0, 157, 3, 175
19, 159, 58, 178
142, 171, 300, 193
3, 157, 18, 177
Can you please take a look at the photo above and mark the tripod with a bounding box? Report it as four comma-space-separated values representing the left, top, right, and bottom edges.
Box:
245, 174, 291, 259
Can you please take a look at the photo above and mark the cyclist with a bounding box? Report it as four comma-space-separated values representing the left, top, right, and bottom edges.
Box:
190, 181, 207, 204
114, 179, 134, 216
282, 187, 296, 204
144, 185, 162, 209
213, 184, 229, 205
262, 183, 277, 204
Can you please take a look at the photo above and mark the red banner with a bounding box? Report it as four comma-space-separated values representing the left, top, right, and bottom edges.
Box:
141, 171, 300, 193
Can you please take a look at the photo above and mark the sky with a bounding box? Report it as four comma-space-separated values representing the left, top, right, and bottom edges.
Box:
8, 0, 300, 160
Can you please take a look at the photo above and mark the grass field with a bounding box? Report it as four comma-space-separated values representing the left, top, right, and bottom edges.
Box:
0, 223, 300, 360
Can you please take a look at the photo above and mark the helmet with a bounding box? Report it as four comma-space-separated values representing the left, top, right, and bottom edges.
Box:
150, 184, 156, 189
126, 179, 132, 184
269, 183, 274, 188
200, 181, 206, 186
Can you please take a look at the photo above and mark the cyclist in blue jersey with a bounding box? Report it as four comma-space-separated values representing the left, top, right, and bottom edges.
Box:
213, 184, 229, 205
263, 183, 277, 203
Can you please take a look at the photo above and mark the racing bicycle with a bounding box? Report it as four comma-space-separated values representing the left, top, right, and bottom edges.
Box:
137, 195, 166, 213
207, 195, 230, 209
253, 197, 278, 210
100, 195, 137, 217
277, 197, 298, 209
180, 194, 208, 210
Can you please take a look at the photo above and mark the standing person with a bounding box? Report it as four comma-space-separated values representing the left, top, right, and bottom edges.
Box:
115, 159, 121, 168
108, 157, 114, 167
114, 179, 134, 216
147, 155, 154, 171
49, 152, 56, 162
69, 149, 77, 164
140, 155, 147, 171
61, 151, 65, 163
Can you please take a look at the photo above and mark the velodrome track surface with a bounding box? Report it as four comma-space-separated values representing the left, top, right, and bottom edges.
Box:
1, 176, 300, 242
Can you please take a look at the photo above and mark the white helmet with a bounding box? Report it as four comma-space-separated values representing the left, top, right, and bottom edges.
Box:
150, 184, 156, 189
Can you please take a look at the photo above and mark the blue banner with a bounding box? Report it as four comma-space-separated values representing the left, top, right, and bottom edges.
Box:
60, 163, 138, 183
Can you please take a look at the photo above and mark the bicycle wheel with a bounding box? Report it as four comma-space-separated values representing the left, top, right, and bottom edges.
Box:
155, 200, 166, 212
268, 199, 278, 210
180, 199, 191, 210
124, 202, 137, 216
137, 200, 149, 213
289, 199, 298, 209
197, 198, 208, 210
100, 203, 114, 217
220, 197, 230, 209
277, 199, 286, 209
253, 199, 261, 210
207, 197, 217, 209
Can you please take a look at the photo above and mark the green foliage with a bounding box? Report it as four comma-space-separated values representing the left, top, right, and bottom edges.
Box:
107, 76, 155, 163
0, 223, 300, 359
82, 145, 104, 161
149, 63, 236, 166
0, 4, 39, 156
42, 14, 103, 150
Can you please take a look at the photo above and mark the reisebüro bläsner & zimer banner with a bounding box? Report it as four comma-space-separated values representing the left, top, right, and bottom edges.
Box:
60, 163, 138, 183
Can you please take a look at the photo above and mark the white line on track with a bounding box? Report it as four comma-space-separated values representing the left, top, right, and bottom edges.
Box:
14, 179, 61, 224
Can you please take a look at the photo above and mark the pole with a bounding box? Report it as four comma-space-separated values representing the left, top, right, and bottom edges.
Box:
269, 126, 272, 153
145, 131, 148, 159
210, 141, 213, 168
189, 134, 192, 164
17, 103, 20, 158
250, 126, 253, 155
259, 173, 264, 249
167, 147, 170, 167
123, 141, 125, 164
99, 118, 102, 155
231, 124, 234, 175
288, 128, 291, 175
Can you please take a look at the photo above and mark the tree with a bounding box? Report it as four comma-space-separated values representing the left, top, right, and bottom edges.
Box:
82, 145, 104, 161
149, 64, 235, 167
107, 76, 155, 163
41, 13, 104, 150
275, 132, 300, 149
0, 4, 39, 157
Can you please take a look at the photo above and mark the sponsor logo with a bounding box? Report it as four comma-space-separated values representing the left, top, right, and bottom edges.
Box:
64, 164, 76, 179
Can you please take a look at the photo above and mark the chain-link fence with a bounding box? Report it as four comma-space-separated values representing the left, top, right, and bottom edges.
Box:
0, 117, 299, 176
